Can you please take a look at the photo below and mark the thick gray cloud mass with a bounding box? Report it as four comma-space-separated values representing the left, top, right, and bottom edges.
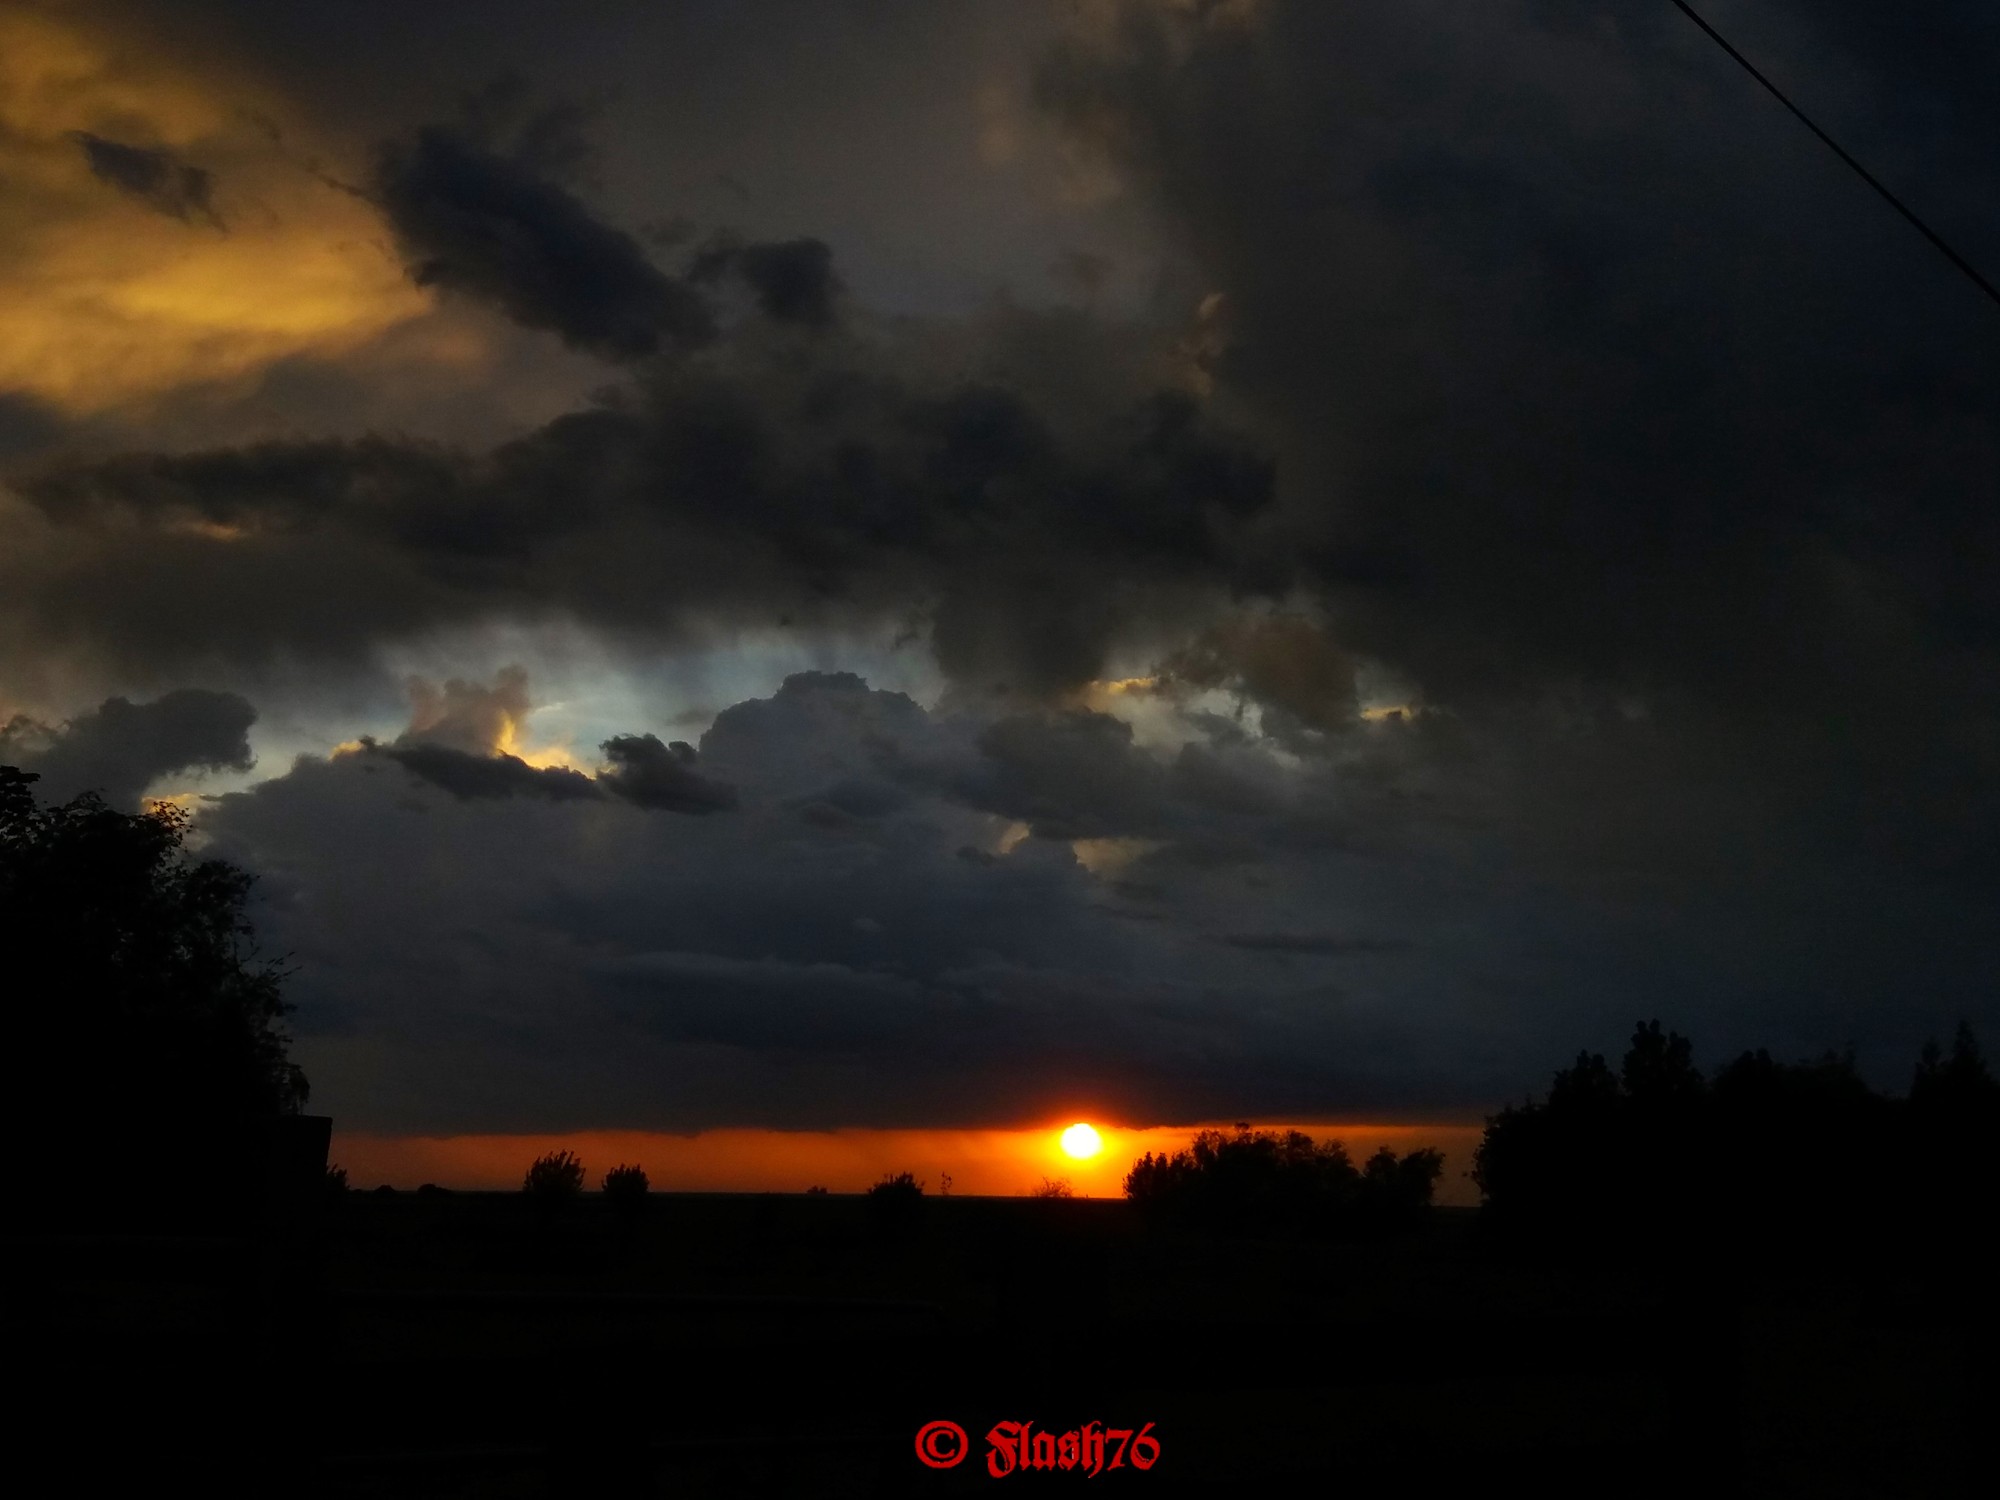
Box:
1037, 1, 1999, 714
164, 669, 1990, 1134
598, 734, 739, 813
0, 689, 255, 807
688, 236, 842, 329
1029, 1, 2000, 897
368, 740, 603, 804
191, 672, 1493, 1131
11, 307, 1276, 694
373, 124, 717, 360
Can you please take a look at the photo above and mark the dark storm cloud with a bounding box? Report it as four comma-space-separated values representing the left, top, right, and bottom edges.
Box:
373, 125, 716, 360
962, 708, 1166, 839
0, 395, 61, 466
688, 236, 842, 328
1037, 0, 1999, 699
10, 83, 1282, 695
70, 132, 223, 227
22, 437, 480, 547
368, 740, 602, 803
0, 689, 255, 807
167, 665, 1997, 1134
598, 734, 739, 813
1035, 1, 2000, 865
1217, 934, 1412, 957
12, 302, 1278, 690
598, 951, 934, 1050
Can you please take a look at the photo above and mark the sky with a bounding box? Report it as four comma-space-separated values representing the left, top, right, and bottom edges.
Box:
3, 0, 1996, 1186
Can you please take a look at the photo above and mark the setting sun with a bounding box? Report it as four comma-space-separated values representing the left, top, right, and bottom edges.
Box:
1059, 1122, 1103, 1160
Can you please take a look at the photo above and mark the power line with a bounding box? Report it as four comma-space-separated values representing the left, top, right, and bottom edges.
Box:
1667, 0, 2000, 311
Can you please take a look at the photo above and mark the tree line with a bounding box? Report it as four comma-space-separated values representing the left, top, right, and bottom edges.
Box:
1474, 1018, 2000, 1262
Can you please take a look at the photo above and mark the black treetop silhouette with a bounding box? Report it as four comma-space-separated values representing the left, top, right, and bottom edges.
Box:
1475, 1018, 2000, 1265
601, 1162, 649, 1199
1124, 1125, 1443, 1237
1, 766, 306, 1188
524, 1148, 587, 1198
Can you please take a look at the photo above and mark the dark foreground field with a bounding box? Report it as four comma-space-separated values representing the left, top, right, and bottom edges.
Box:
7, 1192, 1980, 1497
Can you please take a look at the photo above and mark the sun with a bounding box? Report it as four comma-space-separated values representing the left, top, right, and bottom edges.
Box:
1059, 1122, 1103, 1160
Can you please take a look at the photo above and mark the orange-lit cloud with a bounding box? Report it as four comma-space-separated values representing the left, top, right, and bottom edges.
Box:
331, 1121, 1486, 1206
0, 3, 431, 413
1069, 835, 1163, 876
398, 664, 588, 770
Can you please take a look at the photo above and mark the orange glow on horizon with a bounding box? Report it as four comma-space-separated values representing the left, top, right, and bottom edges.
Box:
329, 1121, 1486, 1205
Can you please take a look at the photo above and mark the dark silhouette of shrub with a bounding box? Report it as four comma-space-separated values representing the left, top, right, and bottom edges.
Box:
602, 1163, 649, 1227
868, 1170, 924, 1199
864, 1170, 925, 1233
1030, 1176, 1074, 1198
325, 1164, 349, 1195
602, 1163, 650, 1200
524, 1149, 586, 1199
804, 1184, 829, 1195
1124, 1125, 1442, 1236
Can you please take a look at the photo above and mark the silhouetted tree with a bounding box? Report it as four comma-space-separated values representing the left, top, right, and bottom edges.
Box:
1905, 1021, 2000, 1248
1124, 1125, 1442, 1237
1910, 1021, 2000, 1118
2, 766, 306, 1225
602, 1162, 649, 1228
602, 1162, 649, 1199
1622, 1020, 1704, 1104
1476, 1018, 1998, 1266
524, 1149, 586, 1200
2, 766, 306, 1112
1030, 1176, 1074, 1198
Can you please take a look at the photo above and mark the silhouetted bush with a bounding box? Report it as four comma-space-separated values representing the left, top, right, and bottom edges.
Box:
868, 1170, 924, 1199
1031, 1177, 1074, 1199
524, 1149, 587, 1200
865, 1170, 925, 1233
603, 1163, 650, 1200
602, 1163, 649, 1225
1124, 1125, 1442, 1237
325, 1164, 349, 1195
1475, 1018, 2000, 1265
804, 1184, 829, 1195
